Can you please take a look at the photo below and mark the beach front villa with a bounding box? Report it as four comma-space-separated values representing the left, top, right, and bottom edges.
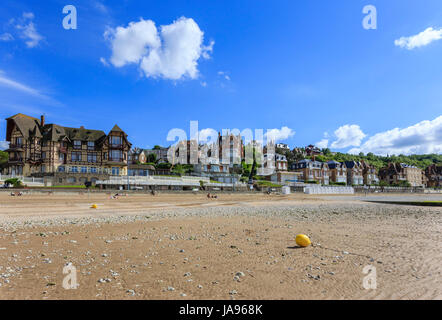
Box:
4, 113, 131, 185
290, 159, 330, 185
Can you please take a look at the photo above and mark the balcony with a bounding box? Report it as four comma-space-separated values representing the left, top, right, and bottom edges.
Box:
8, 157, 24, 163
109, 144, 123, 149
7, 144, 24, 151
107, 158, 126, 165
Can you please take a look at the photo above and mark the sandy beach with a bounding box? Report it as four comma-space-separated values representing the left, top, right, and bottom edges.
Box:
0, 191, 441, 300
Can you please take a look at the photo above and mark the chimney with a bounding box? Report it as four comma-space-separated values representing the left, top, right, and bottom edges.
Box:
40, 115, 45, 126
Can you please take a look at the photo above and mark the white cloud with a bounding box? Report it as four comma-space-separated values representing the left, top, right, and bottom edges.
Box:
0, 33, 14, 41
22, 12, 34, 19
94, 1, 108, 14
0, 73, 44, 97
15, 12, 43, 48
218, 71, 231, 81
105, 17, 214, 80
100, 57, 109, 66
349, 116, 442, 156
395, 27, 442, 50
330, 124, 366, 149
316, 139, 329, 149
315, 132, 329, 148
201, 40, 214, 59
265, 127, 295, 142
0, 141, 10, 150
0, 72, 63, 108
105, 19, 160, 67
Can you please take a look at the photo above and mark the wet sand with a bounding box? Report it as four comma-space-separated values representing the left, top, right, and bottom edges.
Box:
0, 192, 440, 300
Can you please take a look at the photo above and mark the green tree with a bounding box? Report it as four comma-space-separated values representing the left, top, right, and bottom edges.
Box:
0, 150, 8, 173
146, 153, 157, 163
171, 164, 185, 175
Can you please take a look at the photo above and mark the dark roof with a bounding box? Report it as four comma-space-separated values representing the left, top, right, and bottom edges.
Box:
7, 113, 42, 139
6, 113, 39, 121
42, 124, 67, 142
6, 113, 123, 144
327, 160, 341, 169
110, 124, 124, 133
63, 127, 106, 142
344, 161, 362, 168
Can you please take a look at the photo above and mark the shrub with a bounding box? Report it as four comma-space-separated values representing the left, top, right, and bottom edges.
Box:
5, 178, 23, 188
330, 182, 346, 186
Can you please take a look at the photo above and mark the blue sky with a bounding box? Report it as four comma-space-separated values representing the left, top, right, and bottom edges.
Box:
0, 0, 441, 155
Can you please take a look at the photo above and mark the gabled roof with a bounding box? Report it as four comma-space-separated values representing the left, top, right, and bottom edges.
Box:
6, 113, 129, 146
6, 113, 40, 121
344, 161, 362, 169
42, 124, 66, 142
327, 160, 341, 169
110, 124, 124, 133
64, 127, 107, 142
7, 113, 42, 139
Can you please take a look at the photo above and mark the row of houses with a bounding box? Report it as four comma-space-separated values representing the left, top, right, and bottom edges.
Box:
2, 113, 441, 188
265, 155, 437, 187
2, 113, 245, 186
266, 158, 379, 186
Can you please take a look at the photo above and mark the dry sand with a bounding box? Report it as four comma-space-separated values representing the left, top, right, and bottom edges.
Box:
0, 191, 440, 300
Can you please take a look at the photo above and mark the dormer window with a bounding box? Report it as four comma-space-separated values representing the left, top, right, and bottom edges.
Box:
87, 141, 95, 150
110, 136, 122, 147
15, 137, 23, 147
74, 140, 82, 149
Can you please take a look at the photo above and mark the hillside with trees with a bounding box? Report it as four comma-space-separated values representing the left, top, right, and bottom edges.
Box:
276, 147, 442, 170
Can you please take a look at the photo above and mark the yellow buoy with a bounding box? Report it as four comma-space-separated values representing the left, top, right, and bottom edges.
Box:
296, 234, 311, 247
91, 204, 98, 209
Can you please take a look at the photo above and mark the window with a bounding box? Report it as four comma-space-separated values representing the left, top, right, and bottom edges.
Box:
70, 166, 78, 173
74, 140, 82, 149
59, 153, 66, 162
87, 141, 95, 150
71, 152, 82, 162
110, 150, 122, 161
13, 137, 23, 147
41, 165, 45, 173
90, 167, 97, 173
112, 167, 120, 175
67, 177, 76, 183
81, 167, 87, 173
58, 166, 65, 172
110, 136, 122, 146
87, 153, 97, 163
41, 152, 46, 159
